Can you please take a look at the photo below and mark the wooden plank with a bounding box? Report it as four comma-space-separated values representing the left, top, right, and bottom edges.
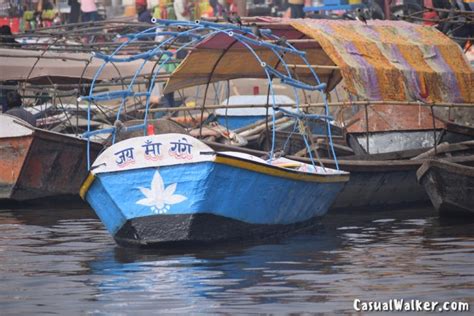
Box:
446, 121, 474, 137
286, 64, 339, 70
411, 140, 474, 160
344, 147, 430, 161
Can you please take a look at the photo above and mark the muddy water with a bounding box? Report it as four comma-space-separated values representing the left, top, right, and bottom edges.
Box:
0, 206, 472, 314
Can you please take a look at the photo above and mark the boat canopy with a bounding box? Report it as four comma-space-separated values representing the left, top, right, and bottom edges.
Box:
163, 22, 341, 94
0, 48, 155, 84
165, 19, 473, 104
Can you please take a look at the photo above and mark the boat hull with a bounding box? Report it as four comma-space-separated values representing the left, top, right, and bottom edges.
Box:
86, 161, 345, 246
330, 168, 428, 211
353, 130, 443, 154
417, 159, 474, 216
114, 213, 322, 247
0, 115, 102, 201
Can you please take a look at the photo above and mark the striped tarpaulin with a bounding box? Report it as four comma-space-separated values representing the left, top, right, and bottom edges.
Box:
291, 19, 473, 103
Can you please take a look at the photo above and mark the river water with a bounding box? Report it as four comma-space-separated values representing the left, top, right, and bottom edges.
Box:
0, 205, 472, 315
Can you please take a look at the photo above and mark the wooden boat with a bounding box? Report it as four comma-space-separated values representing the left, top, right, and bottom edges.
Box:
345, 104, 446, 155
80, 133, 348, 247
417, 158, 474, 216
0, 114, 102, 202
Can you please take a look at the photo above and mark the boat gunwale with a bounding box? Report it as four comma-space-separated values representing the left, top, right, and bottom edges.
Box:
214, 152, 349, 183
417, 158, 474, 182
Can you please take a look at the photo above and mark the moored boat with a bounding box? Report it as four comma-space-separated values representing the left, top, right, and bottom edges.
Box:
0, 114, 102, 202
79, 19, 351, 247
417, 158, 474, 217
80, 133, 348, 247
208, 141, 474, 211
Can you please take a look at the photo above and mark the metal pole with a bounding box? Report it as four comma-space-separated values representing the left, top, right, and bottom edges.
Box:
365, 103, 370, 154
431, 105, 438, 155
384, 0, 391, 20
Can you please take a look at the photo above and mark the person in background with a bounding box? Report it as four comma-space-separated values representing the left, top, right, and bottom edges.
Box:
0, 81, 18, 113
288, 0, 305, 18
209, 0, 224, 16
4, 91, 37, 127
80, 0, 98, 22
174, 0, 190, 21
136, 0, 153, 23
0, 25, 19, 47
68, 0, 81, 23
41, 0, 56, 27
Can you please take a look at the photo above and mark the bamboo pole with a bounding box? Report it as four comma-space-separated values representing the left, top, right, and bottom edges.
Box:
287, 64, 340, 70
265, 39, 320, 44
425, 7, 474, 15
144, 100, 474, 113
238, 117, 290, 138
364, 104, 370, 154
0, 77, 169, 90
431, 105, 438, 155
406, 15, 474, 24
0, 54, 91, 62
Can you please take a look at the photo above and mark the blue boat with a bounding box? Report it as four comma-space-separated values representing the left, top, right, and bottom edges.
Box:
80, 133, 348, 247
80, 19, 349, 247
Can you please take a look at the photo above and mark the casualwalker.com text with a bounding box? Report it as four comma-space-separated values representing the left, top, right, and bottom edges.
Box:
353, 299, 470, 312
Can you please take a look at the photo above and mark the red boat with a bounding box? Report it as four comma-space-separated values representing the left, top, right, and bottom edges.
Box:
0, 114, 103, 202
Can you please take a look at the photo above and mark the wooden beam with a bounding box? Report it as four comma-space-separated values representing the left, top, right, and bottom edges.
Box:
264, 39, 320, 44
286, 64, 339, 70
144, 100, 474, 113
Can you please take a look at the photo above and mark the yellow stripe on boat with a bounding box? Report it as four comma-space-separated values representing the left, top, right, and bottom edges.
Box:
214, 155, 349, 183
79, 173, 96, 200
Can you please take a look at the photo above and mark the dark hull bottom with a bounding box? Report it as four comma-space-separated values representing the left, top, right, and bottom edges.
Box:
418, 160, 474, 217
114, 213, 322, 248
329, 170, 428, 211
421, 171, 474, 217
438, 202, 474, 217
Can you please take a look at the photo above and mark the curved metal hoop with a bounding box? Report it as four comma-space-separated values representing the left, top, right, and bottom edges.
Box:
83, 20, 339, 170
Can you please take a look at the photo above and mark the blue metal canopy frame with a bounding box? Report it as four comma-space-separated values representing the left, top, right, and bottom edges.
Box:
82, 19, 340, 171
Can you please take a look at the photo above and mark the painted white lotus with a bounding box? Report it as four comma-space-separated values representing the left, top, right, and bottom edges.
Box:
136, 170, 187, 214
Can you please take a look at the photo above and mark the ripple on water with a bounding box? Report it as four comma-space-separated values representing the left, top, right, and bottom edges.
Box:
0, 206, 473, 314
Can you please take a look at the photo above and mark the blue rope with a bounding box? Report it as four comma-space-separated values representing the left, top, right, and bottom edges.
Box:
277, 107, 333, 121
93, 50, 173, 63
264, 66, 326, 91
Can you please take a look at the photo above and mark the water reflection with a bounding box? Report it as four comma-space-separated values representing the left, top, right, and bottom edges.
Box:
0, 206, 473, 314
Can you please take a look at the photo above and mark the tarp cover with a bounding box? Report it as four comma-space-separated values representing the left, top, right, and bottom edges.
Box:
290, 19, 473, 103
0, 48, 155, 84
164, 23, 340, 93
